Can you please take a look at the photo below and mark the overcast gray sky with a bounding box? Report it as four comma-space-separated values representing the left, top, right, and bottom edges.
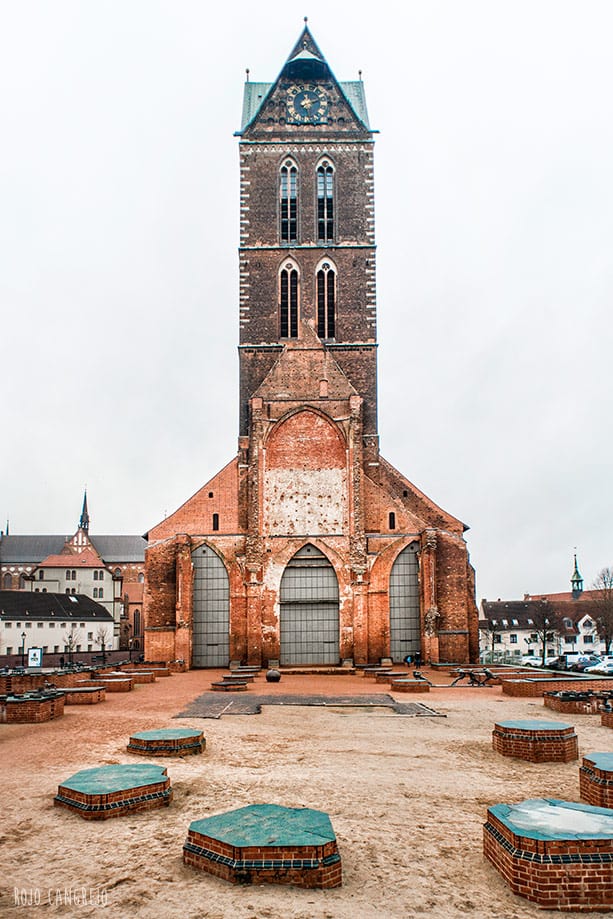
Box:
1, 1, 611, 602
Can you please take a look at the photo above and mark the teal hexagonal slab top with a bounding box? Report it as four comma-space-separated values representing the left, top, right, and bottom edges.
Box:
60, 763, 168, 794
496, 720, 572, 731
584, 752, 613, 772
189, 804, 336, 848
490, 798, 613, 841
129, 729, 199, 741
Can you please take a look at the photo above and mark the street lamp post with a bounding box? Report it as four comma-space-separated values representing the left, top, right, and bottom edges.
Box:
21, 631, 27, 668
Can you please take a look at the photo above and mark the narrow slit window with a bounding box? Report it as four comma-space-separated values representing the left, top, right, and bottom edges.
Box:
316, 263, 335, 339
280, 161, 297, 243
389, 512, 396, 530
280, 264, 299, 338
317, 162, 334, 242
212, 513, 219, 532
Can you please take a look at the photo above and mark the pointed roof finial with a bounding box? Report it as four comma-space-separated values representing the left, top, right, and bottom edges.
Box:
79, 489, 90, 534
571, 550, 583, 598
246, 68, 250, 82
304, 15, 308, 23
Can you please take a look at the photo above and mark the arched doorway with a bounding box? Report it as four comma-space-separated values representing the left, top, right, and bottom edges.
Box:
192, 544, 229, 667
389, 542, 420, 662
279, 545, 339, 665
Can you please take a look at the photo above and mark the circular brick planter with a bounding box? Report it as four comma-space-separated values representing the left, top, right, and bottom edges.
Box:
54, 764, 172, 820
580, 753, 613, 809
390, 679, 430, 693
127, 728, 205, 757
492, 719, 578, 763
484, 798, 613, 911
183, 804, 342, 888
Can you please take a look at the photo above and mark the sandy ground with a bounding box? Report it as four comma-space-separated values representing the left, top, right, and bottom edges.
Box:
1, 668, 612, 919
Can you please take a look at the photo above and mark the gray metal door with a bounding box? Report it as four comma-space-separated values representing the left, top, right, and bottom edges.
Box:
280, 545, 339, 665
192, 544, 229, 667
389, 542, 420, 662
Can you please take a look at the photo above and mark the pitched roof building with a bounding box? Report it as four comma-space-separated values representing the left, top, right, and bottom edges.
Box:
143, 24, 478, 667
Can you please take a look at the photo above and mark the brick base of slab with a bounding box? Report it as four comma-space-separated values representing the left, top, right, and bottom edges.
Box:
390, 679, 430, 693
580, 756, 613, 809
603, 712, 613, 729
502, 677, 613, 698
183, 832, 341, 888
210, 682, 247, 692
116, 670, 156, 684
484, 804, 613, 911
127, 730, 205, 756
492, 722, 578, 763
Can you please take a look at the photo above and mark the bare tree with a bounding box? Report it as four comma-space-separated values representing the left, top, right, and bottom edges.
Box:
95, 627, 111, 665
529, 601, 561, 666
64, 629, 83, 664
479, 617, 506, 662
592, 567, 613, 654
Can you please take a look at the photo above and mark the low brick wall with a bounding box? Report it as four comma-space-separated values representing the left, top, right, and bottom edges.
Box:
502, 677, 613, 698
116, 670, 156, 684
0, 692, 65, 723
544, 693, 602, 715
375, 671, 407, 684
492, 721, 578, 763
603, 712, 613, 729
484, 802, 613, 911
95, 678, 133, 692
62, 687, 106, 705
390, 679, 430, 693
0, 674, 48, 694
580, 755, 613, 809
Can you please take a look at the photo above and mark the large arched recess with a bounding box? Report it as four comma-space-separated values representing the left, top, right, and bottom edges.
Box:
191, 543, 230, 667
279, 544, 340, 665
263, 409, 347, 537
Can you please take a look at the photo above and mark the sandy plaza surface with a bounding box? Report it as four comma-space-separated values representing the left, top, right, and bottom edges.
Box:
1, 668, 612, 919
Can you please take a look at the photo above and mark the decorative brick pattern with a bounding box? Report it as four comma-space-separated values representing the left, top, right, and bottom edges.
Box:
492, 720, 578, 763
484, 801, 613, 911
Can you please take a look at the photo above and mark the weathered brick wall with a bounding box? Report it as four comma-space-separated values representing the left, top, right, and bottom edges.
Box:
502, 677, 613, 697
492, 724, 578, 763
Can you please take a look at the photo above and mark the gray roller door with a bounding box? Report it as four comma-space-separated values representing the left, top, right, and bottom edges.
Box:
389, 542, 420, 662
192, 544, 229, 667
280, 545, 339, 665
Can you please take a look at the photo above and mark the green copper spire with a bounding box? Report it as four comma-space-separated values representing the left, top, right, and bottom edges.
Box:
571, 552, 583, 598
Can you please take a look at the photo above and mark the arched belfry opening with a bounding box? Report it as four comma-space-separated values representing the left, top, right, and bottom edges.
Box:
279, 544, 339, 665
389, 542, 420, 662
191, 544, 229, 667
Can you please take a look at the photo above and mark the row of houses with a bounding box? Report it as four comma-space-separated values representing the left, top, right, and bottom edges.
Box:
0, 493, 146, 654
479, 558, 612, 661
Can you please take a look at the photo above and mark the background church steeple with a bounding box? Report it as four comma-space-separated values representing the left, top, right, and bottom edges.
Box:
571, 552, 583, 599
79, 489, 90, 534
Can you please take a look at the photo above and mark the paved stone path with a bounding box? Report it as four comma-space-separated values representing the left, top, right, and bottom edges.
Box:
176, 692, 443, 719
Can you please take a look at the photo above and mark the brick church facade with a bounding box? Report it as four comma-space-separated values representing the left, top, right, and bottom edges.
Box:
143, 25, 478, 667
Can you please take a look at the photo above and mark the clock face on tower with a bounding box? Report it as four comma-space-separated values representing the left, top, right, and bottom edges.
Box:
286, 84, 329, 124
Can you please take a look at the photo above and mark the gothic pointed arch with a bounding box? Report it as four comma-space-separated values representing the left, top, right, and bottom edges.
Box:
389, 540, 421, 662
278, 257, 300, 338
191, 542, 230, 667
315, 256, 336, 339
279, 543, 339, 665
316, 157, 335, 242
279, 156, 299, 243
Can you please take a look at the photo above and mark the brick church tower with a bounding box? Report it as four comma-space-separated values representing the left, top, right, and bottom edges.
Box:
143, 24, 478, 667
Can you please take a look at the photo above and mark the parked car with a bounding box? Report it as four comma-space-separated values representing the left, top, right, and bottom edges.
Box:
567, 655, 602, 672
522, 655, 558, 668
585, 661, 613, 675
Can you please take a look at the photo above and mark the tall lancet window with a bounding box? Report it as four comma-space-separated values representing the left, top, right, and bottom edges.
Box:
280, 262, 299, 338
317, 160, 334, 242
316, 261, 335, 339
280, 160, 298, 243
